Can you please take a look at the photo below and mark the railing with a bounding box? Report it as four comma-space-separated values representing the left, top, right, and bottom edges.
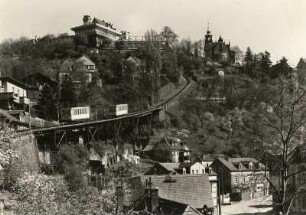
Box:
17, 78, 191, 134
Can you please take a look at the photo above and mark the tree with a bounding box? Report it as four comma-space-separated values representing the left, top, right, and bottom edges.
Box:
232, 46, 244, 63
161, 49, 178, 84
15, 173, 132, 215
270, 57, 292, 79
160, 26, 178, 48
144, 30, 162, 104
0, 124, 19, 184
39, 83, 59, 120
244, 76, 306, 215
243, 47, 254, 77
60, 77, 76, 107
257, 51, 272, 82
57, 144, 89, 191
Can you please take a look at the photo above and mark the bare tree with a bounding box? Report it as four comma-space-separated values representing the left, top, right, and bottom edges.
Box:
144, 29, 162, 104
245, 74, 306, 215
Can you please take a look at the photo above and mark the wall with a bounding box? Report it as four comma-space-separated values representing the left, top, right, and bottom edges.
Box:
4, 82, 27, 100
230, 171, 269, 200
11, 134, 40, 177
190, 162, 205, 175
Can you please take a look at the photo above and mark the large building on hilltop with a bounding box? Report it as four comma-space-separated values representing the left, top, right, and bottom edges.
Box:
204, 26, 235, 64
71, 15, 124, 48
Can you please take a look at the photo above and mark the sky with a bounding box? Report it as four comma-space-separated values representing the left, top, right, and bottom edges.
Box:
0, 0, 306, 66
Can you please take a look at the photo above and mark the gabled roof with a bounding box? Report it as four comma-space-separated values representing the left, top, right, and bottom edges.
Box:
228, 157, 258, 164
59, 60, 74, 73
215, 157, 238, 171
59, 56, 96, 74
158, 198, 203, 215
143, 175, 214, 209
77, 55, 95, 66
0, 77, 27, 89
0, 108, 19, 122
159, 162, 181, 172
214, 157, 265, 172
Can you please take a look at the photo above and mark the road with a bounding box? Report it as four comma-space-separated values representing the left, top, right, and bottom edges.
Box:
220, 195, 272, 215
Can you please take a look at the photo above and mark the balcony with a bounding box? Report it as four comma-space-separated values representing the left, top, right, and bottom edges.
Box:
20, 97, 30, 105
0, 92, 14, 100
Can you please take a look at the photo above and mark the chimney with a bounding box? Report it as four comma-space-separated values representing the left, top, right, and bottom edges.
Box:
116, 180, 124, 214
83, 15, 91, 25
145, 177, 159, 213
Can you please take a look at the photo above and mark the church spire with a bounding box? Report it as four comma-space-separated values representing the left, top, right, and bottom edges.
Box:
207, 21, 211, 34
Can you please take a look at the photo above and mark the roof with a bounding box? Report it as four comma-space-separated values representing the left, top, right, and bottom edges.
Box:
158, 198, 203, 215
214, 157, 265, 172
59, 56, 96, 74
143, 175, 214, 209
159, 163, 181, 172
228, 157, 258, 164
59, 60, 74, 73
77, 55, 95, 66
215, 157, 239, 171
0, 108, 19, 122
0, 77, 27, 89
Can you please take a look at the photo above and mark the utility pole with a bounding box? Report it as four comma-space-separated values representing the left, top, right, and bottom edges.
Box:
218, 175, 222, 215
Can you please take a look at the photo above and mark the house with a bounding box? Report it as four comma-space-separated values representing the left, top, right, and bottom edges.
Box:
125, 177, 203, 215
211, 157, 269, 201
145, 162, 181, 175
201, 154, 228, 173
287, 143, 306, 214
0, 77, 30, 111
71, 15, 123, 48
141, 175, 214, 213
58, 55, 98, 85
145, 161, 219, 210
142, 136, 191, 163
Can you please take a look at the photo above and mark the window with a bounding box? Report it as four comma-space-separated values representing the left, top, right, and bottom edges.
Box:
234, 177, 238, 184
239, 163, 243, 170
196, 169, 198, 174
202, 169, 205, 174
301, 173, 306, 183
192, 170, 194, 174
249, 162, 253, 170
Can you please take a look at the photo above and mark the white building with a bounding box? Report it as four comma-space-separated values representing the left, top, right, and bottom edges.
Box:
0, 77, 29, 110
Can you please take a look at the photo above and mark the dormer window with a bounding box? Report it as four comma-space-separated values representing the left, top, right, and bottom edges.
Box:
249, 162, 254, 170
239, 163, 243, 170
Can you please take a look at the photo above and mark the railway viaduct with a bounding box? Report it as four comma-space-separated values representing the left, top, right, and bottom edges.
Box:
16, 78, 193, 169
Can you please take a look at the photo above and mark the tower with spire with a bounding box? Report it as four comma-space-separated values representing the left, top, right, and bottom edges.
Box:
204, 24, 235, 64
204, 23, 214, 59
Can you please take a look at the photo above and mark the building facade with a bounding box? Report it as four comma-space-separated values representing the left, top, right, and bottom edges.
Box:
204, 27, 235, 64
211, 157, 269, 201
59, 55, 98, 85
0, 77, 30, 110
71, 15, 123, 48
142, 136, 191, 163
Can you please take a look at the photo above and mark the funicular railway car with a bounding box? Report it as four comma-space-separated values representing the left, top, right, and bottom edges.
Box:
61, 106, 90, 121
109, 104, 128, 116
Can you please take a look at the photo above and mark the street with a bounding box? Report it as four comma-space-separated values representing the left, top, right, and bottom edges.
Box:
221, 196, 272, 215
